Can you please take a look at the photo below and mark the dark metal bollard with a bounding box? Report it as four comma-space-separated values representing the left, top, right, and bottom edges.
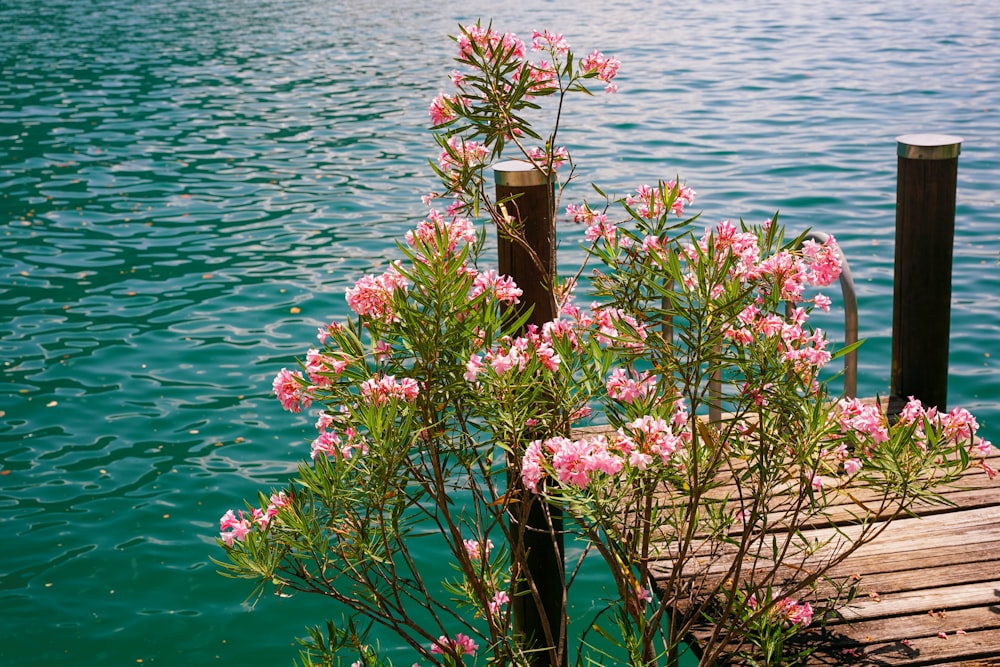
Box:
890, 134, 962, 413
494, 160, 558, 323
492, 160, 565, 667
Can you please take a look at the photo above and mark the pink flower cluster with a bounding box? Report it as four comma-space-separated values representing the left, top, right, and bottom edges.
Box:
429, 92, 465, 126
682, 221, 841, 308
463, 538, 493, 561
774, 598, 814, 627
592, 305, 648, 349
457, 24, 526, 61
311, 421, 368, 461
469, 269, 522, 305
618, 411, 689, 468
430, 633, 479, 657
723, 305, 831, 379
219, 491, 290, 547
345, 262, 408, 324
273, 367, 311, 413
625, 181, 697, 220
437, 136, 488, 185
522, 434, 623, 492
801, 236, 843, 287
488, 590, 510, 615
405, 208, 477, 256
833, 398, 890, 447
219, 510, 252, 547
522, 408, 689, 492
526, 144, 569, 169
606, 367, 658, 404
580, 49, 621, 93
748, 592, 814, 627
360, 374, 419, 406
896, 397, 995, 466
567, 202, 616, 244
530, 29, 569, 54
831, 397, 995, 476
465, 327, 561, 382
305, 348, 350, 388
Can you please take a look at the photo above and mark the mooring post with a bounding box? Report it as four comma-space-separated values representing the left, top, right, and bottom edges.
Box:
890, 134, 962, 414
492, 160, 565, 667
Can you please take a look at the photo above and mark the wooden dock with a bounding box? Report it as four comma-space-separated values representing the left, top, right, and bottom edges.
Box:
647, 450, 1000, 665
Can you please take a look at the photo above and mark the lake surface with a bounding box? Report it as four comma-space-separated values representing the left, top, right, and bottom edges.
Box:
2, 0, 998, 665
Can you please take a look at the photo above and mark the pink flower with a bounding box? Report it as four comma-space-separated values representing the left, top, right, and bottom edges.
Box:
625, 182, 696, 220
360, 374, 419, 405
785, 600, 813, 627
464, 355, 483, 382
813, 293, 832, 312
431, 633, 479, 656
316, 321, 343, 344
345, 263, 408, 323
758, 250, 807, 302
834, 398, 889, 445
535, 342, 561, 371
524, 434, 626, 491
526, 145, 569, 169
522, 439, 547, 492
530, 29, 570, 54
463, 538, 493, 560
429, 92, 458, 125
305, 348, 349, 387
973, 438, 994, 460
406, 209, 477, 254
622, 415, 682, 463
941, 407, 979, 443
310, 430, 340, 460
488, 590, 510, 615
802, 236, 843, 287
437, 137, 489, 186
315, 411, 334, 432
580, 49, 620, 93
457, 24, 525, 61
843, 458, 863, 475
606, 367, 657, 403
312, 427, 367, 460
219, 509, 252, 547
273, 368, 311, 413
470, 270, 522, 304
809, 472, 823, 491
585, 215, 616, 243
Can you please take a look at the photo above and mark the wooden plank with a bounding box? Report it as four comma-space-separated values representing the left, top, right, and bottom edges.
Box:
627, 412, 999, 663
801, 626, 1000, 666
817, 605, 1000, 645
819, 542, 997, 579
834, 581, 1000, 622
649, 506, 1000, 585
818, 559, 1000, 599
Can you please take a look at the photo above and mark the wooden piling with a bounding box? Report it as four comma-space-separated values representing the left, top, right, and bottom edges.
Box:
493, 160, 565, 667
890, 134, 962, 413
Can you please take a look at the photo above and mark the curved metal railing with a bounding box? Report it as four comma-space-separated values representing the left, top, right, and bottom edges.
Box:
797, 230, 859, 399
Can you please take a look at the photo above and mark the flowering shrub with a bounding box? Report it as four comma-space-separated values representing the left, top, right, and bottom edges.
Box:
216, 21, 994, 667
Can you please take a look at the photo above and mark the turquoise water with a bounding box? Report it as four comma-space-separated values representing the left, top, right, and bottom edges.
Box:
2, 1, 998, 665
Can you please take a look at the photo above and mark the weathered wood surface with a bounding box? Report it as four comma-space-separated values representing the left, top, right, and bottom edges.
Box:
649, 451, 1000, 665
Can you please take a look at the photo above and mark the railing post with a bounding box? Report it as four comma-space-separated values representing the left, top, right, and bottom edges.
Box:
492, 160, 565, 667
890, 134, 962, 413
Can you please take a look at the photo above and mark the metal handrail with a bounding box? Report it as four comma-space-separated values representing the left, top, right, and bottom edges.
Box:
796, 230, 859, 399
708, 230, 860, 422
